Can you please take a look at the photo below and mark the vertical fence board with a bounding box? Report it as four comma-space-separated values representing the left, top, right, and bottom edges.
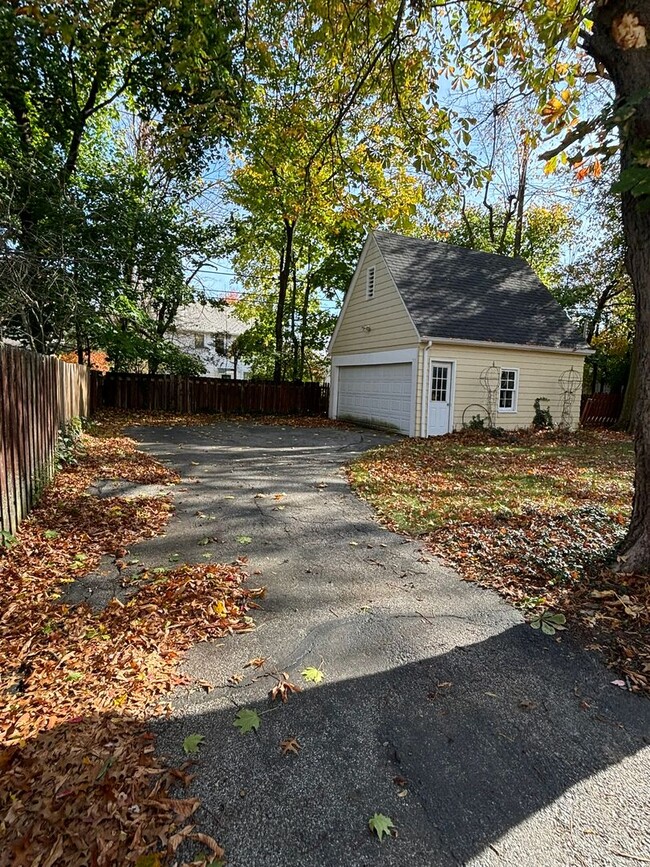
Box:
88, 372, 330, 417
0, 346, 90, 538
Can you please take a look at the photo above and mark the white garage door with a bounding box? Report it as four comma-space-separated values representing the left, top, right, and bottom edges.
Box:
337, 363, 413, 434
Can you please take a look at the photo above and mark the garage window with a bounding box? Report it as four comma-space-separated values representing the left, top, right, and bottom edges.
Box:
499, 369, 518, 412
366, 267, 375, 299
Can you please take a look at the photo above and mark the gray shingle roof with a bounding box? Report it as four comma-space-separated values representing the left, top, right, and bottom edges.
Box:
373, 231, 589, 351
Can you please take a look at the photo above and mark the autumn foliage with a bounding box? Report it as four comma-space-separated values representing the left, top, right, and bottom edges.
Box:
0, 428, 260, 865
350, 428, 649, 694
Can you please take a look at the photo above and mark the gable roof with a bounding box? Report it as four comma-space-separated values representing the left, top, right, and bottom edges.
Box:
373, 231, 589, 352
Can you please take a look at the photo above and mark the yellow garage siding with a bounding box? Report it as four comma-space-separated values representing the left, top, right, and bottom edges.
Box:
329, 236, 419, 354
426, 343, 586, 431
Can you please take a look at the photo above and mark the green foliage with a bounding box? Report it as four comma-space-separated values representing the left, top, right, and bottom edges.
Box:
465, 415, 486, 431
532, 399, 553, 430
518, 595, 547, 611
0, 530, 17, 548
0, 0, 242, 359
530, 611, 567, 635
182, 733, 205, 755
553, 180, 633, 394
368, 813, 395, 841
430, 203, 573, 288
233, 708, 261, 734
56, 417, 84, 468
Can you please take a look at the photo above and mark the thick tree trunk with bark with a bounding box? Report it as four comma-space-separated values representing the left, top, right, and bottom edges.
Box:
587, 0, 650, 572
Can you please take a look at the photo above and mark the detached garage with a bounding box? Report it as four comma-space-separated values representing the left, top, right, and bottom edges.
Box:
334, 356, 416, 435
328, 231, 591, 436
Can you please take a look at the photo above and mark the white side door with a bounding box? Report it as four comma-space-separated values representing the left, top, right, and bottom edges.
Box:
428, 362, 452, 436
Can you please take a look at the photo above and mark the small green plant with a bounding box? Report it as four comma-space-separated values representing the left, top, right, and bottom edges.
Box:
532, 398, 553, 429
466, 414, 486, 430
530, 610, 566, 635
519, 594, 547, 611
0, 529, 17, 548
56, 417, 85, 468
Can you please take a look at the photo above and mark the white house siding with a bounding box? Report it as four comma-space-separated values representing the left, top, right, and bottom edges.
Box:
171, 303, 251, 379
424, 342, 586, 432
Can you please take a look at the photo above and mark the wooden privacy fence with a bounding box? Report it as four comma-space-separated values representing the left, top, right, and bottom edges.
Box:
0, 345, 90, 538
580, 392, 623, 427
91, 372, 330, 416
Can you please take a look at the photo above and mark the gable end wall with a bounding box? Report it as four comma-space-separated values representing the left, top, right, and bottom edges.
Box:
329, 236, 420, 355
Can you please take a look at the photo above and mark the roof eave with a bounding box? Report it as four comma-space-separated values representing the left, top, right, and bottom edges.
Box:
420, 335, 594, 356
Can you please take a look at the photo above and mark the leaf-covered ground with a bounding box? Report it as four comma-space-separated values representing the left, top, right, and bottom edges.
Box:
349, 428, 649, 694
0, 427, 261, 865
92, 408, 352, 436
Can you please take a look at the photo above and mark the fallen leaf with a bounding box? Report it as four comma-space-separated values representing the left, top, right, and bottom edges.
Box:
369, 813, 396, 841
301, 666, 324, 684
269, 673, 302, 703
135, 855, 164, 867
233, 708, 261, 734
280, 737, 301, 755
183, 733, 205, 755
244, 656, 267, 668
192, 832, 225, 860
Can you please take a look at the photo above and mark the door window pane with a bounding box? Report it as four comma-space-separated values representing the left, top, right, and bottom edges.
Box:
431, 366, 448, 402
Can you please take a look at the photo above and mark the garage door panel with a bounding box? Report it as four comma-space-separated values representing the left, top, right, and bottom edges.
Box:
337, 363, 412, 434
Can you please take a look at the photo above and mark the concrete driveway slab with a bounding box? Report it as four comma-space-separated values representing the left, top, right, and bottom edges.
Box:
125, 421, 649, 867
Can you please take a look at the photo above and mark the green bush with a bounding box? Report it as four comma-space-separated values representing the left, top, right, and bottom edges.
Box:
533, 398, 553, 429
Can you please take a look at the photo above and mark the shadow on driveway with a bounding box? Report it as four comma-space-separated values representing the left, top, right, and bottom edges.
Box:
125, 422, 649, 866
155, 624, 649, 867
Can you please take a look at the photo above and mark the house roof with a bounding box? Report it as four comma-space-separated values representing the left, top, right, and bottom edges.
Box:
174, 302, 247, 336
373, 231, 590, 352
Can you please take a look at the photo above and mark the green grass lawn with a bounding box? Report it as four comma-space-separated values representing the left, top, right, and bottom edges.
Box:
349, 429, 633, 535
349, 428, 648, 694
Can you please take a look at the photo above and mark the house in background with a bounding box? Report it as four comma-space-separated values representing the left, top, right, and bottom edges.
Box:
172, 302, 251, 379
328, 231, 592, 436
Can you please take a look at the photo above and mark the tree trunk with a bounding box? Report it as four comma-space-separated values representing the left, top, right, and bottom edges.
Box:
512, 143, 529, 257
619, 337, 637, 431
274, 219, 295, 384
299, 273, 311, 382
587, 0, 650, 572
290, 258, 299, 380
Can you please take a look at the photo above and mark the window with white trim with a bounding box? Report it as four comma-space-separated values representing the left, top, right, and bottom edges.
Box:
366, 266, 375, 299
499, 369, 518, 412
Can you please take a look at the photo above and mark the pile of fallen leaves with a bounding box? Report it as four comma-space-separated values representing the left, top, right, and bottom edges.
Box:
350, 428, 649, 694
0, 429, 260, 865
91, 408, 355, 436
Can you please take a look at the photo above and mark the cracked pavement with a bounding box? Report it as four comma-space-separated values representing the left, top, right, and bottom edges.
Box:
122, 421, 649, 867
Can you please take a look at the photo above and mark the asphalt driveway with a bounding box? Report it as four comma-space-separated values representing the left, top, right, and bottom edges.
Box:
125, 421, 649, 867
